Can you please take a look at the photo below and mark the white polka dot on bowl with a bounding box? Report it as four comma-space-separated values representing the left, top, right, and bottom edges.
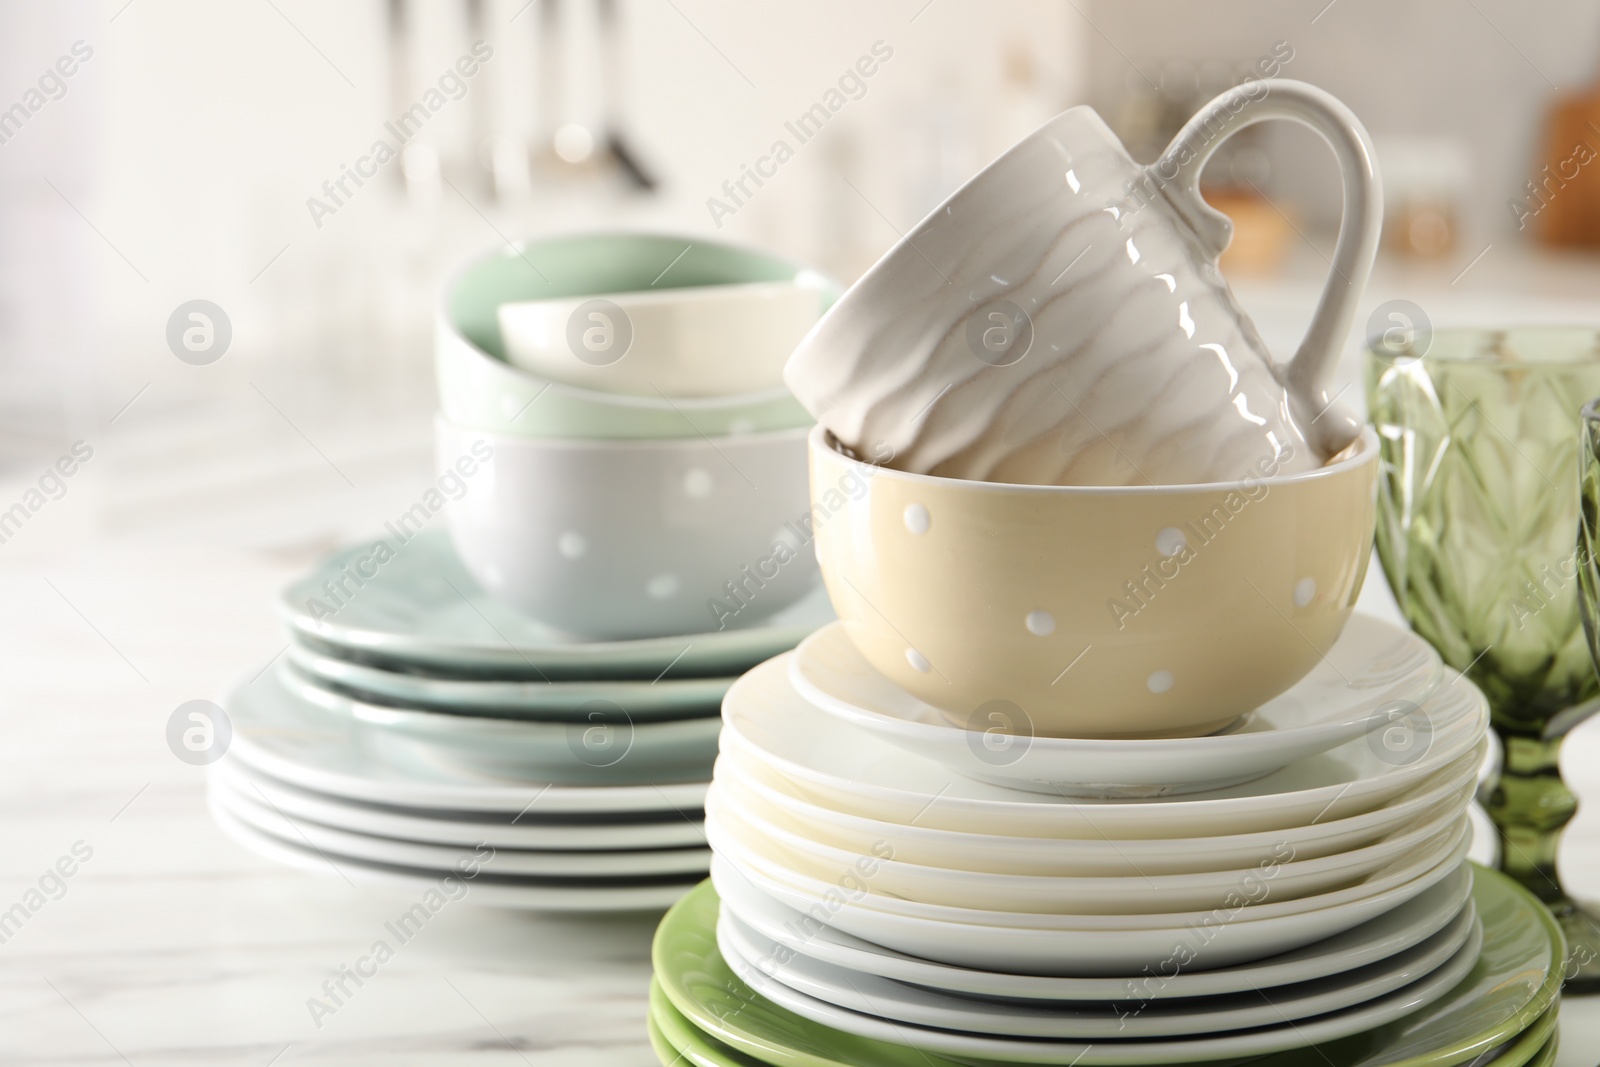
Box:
683, 468, 714, 499
1155, 527, 1187, 557
647, 574, 680, 599
904, 503, 930, 535
1147, 670, 1173, 694
1025, 610, 1055, 636
906, 648, 932, 673
1294, 577, 1317, 607
557, 532, 588, 559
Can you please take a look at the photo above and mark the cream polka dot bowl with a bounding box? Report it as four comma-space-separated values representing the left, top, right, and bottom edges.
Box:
438, 417, 819, 640
808, 424, 1379, 739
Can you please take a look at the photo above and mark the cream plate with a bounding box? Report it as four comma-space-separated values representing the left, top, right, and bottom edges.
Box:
791, 616, 1444, 796
213, 784, 711, 877
717, 904, 1480, 1062
211, 801, 697, 911
716, 902, 1479, 1040
712, 747, 1481, 877
723, 654, 1488, 837
706, 787, 1467, 914
212, 763, 707, 850
707, 825, 1471, 975
286, 640, 729, 721
223, 670, 709, 814
280, 532, 832, 680
710, 856, 1476, 1000
280, 664, 718, 785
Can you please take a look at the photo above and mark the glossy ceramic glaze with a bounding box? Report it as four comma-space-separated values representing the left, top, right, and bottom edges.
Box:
439, 419, 819, 640
705, 787, 1466, 914
499, 280, 827, 397
715, 904, 1478, 1040
280, 664, 720, 785
439, 233, 826, 437
710, 857, 1475, 1002
280, 532, 835, 681
785, 80, 1379, 486
719, 649, 1486, 839
285, 641, 730, 720
651, 865, 1554, 1066
222, 668, 709, 813
788, 615, 1447, 794
809, 424, 1379, 738
712, 747, 1479, 877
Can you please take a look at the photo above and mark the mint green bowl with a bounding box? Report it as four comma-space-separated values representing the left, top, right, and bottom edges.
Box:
438, 233, 833, 439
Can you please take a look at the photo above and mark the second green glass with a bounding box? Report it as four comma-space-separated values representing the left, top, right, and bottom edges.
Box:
1369, 325, 1600, 993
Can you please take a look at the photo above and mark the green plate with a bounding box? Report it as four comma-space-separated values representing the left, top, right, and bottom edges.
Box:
650, 864, 1563, 1067
281, 532, 833, 681
1486, 1006, 1557, 1067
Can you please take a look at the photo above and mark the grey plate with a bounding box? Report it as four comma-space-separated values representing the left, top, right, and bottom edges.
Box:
281, 664, 719, 786
279, 531, 834, 680
285, 641, 729, 721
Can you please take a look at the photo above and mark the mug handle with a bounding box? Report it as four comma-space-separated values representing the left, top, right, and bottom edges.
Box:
1147, 78, 1381, 461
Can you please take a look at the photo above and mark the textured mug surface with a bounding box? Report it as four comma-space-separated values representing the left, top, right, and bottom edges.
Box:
785, 80, 1380, 486
440, 232, 829, 438
808, 425, 1379, 738
439, 418, 819, 640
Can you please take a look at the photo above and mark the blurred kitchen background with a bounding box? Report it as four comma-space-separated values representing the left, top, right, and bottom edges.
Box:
8, 0, 1600, 555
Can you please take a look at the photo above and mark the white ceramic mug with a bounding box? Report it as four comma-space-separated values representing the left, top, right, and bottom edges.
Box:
785, 79, 1382, 487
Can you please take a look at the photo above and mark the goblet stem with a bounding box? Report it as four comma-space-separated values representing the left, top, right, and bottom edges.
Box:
1486, 725, 1600, 992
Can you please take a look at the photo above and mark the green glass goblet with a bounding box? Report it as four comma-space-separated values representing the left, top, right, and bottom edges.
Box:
1368, 325, 1600, 992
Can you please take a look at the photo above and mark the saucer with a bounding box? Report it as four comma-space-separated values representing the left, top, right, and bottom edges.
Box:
790, 615, 1444, 795
710, 856, 1476, 1001
652, 865, 1560, 1066
223, 671, 708, 814
280, 532, 833, 680
286, 641, 730, 720
279, 664, 719, 785
715, 904, 1479, 1040
723, 654, 1488, 838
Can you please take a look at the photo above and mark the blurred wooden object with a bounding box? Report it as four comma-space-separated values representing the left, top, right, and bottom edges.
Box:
1531, 81, 1600, 246
1206, 189, 1295, 275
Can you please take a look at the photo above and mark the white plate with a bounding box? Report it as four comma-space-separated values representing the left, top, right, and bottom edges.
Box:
707, 825, 1471, 975
280, 665, 718, 785
287, 641, 729, 720
717, 900, 1479, 1039
281, 531, 833, 680
706, 787, 1467, 914
713, 745, 1483, 877
715, 904, 1482, 1063
213, 783, 711, 877
213, 763, 707, 850
791, 616, 1444, 796
711, 857, 1476, 1001
211, 800, 698, 912
722, 654, 1488, 838
222, 671, 709, 814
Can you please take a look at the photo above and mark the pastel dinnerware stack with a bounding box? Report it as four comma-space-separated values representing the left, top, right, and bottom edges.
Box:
206, 232, 845, 909
435, 232, 835, 641
647, 84, 1563, 1066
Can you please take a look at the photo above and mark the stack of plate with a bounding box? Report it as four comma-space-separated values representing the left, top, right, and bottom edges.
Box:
648, 614, 1566, 1063
206, 531, 833, 910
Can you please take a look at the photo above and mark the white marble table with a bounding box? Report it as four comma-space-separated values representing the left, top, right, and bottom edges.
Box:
3, 424, 1600, 1066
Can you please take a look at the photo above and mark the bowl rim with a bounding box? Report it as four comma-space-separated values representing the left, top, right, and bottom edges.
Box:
496, 277, 832, 315
810, 423, 1378, 496
437, 413, 812, 453
439, 230, 836, 414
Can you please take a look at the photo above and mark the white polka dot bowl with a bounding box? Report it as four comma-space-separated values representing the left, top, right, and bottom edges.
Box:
439, 234, 831, 439
438, 417, 820, 640
809, 424, 1380, 739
